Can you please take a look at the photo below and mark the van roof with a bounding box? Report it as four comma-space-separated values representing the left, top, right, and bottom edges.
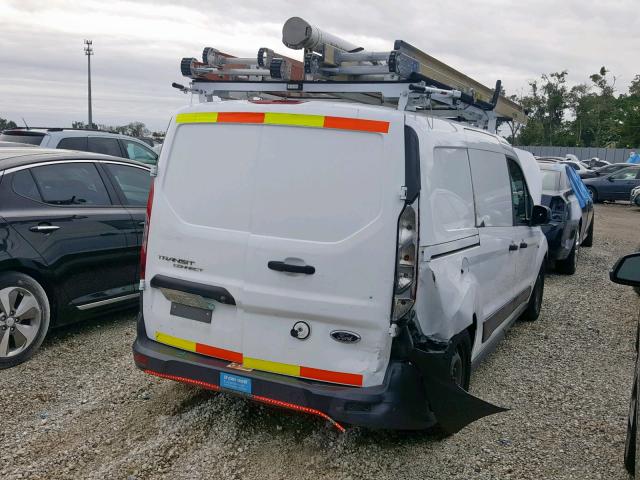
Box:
173, 99, 510, 146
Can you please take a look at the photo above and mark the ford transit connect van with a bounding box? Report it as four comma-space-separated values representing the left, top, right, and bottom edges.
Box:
133, 100, 549, 433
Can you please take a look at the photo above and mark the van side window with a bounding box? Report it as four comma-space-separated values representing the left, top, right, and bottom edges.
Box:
468, 150, 513, 227
507, 159, 532, 225
430, 148, 476, 234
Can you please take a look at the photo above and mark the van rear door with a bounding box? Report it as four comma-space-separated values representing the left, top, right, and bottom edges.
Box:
144, 106, 404, 387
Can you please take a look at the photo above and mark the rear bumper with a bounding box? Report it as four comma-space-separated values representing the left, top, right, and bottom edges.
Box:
542, 223, 572, 261
133, 316, 436, 430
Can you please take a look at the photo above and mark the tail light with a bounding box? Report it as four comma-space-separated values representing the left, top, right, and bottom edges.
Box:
392, 201, 419, 322
549, 196, 566, 222
140, 180, 155, 283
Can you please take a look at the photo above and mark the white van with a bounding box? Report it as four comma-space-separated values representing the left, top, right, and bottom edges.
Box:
133, 100, 549, 433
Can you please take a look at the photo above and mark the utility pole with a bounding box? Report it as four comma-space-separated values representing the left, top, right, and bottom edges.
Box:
84, 40, 93, 128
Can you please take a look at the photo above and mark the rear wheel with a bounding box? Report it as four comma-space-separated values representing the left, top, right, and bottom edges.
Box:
521, 266, 545, 322
0, 272, 50, 369
625, 372, 638, 475
587, 186, 600, 203
556, 232, 579, 275
448, 330, 471, 390
582, 218, 594, 247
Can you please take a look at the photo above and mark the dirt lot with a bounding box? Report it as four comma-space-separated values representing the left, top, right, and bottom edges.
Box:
1, 203, 639, 480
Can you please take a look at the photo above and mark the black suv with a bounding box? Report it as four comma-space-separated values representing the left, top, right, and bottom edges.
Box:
0, 148, 151, 368
538, 161, 594, 274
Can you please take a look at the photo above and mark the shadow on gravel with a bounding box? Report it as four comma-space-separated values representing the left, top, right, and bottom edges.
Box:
43, 308, 137, 346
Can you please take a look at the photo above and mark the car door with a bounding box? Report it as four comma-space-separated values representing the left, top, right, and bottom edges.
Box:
101, 162, 152, 280
467, 149, 516, 344
119, 138, 158, 165
507, 158, 539, 299
4, 161, 136, 310
606, 168, 640, 200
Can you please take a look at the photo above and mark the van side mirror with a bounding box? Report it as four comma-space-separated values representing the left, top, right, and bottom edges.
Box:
607, 176, 615, 182
610, 253, 640, 287
530, 205, 550, 226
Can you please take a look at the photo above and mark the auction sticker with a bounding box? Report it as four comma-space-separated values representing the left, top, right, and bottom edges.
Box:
220, 372, 252, 394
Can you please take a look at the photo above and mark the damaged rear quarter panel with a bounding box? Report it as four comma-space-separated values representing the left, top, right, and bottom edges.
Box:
415, 251, 480, 352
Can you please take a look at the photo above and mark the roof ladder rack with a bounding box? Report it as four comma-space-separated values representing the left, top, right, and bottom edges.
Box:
174, 17, 527, 133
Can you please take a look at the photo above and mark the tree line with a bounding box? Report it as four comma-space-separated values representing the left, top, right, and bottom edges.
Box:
508, 67, 640, 148
71, 121, 164, 139
3, 67, 639, 148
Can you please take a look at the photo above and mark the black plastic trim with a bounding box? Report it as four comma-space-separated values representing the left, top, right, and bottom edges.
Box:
404, 125, 421, 203
268, 261, 315, 275
149, 274, 236, 305
482, 287, 531, 342
429, 241, 480, 260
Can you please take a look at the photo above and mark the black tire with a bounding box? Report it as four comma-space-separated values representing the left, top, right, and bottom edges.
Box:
556, 233, 579, 275
587, 186, 600, 203
447, 330, 471, 391
625, 357, 639, 476
0, 272, 50, 369
521, 265, 545, 321
582, 218, 594, 247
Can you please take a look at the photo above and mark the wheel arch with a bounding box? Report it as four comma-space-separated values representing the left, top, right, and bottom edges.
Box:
0, 261, 60, 324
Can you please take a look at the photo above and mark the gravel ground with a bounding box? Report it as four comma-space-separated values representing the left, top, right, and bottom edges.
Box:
1, 203, 639, 480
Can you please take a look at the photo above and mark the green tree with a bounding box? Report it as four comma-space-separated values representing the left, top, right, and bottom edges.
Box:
616, 75, 640, 148
515, 71, 571, 146
0, 117, 18, 130
569, 67, 618, 147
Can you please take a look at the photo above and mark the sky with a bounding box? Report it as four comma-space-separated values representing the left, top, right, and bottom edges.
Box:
1, 0, 639, 131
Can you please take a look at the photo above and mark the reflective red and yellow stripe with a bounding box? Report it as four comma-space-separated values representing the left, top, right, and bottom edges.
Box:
175, 111, 390, 134
154, 331, 363, 387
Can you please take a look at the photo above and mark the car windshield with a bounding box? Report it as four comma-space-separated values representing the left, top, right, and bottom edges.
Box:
541, 169, 561, 191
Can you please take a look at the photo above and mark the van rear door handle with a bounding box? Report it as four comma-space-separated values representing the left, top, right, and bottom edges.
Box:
29, 224, 60, 233
519, 242, 528, 249
268, 261, 315, 275
508, 243, 519, 251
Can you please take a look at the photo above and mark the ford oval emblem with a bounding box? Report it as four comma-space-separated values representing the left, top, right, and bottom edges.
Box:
330, 330, 361, 344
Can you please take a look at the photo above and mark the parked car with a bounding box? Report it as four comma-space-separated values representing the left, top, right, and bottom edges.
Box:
580, 163, 632, 179
0, 128, 158, 165
133, 102, 550, 434
539, 163, 594, 274
609, 252, 640, 477
536, 156, 593, 175
0, 148, 151, 368
582, 157, 610, 169
632, 186, 640, 207
562, 160, 593, 174
583, 165, 640, 202
138, 136, 163, 155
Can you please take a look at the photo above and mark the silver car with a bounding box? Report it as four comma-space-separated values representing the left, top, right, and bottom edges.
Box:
631, 185, 640, 207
